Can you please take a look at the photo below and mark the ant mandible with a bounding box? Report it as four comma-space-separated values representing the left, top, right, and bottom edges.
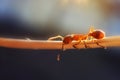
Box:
48, 26, 105, 61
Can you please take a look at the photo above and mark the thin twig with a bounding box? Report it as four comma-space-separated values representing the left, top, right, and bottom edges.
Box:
0, 36, 120, 50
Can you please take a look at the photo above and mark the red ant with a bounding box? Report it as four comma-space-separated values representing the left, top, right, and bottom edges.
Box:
48, 26, 105, 61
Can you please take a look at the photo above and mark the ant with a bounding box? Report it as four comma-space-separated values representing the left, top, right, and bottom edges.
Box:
48, 26, 105, 61
73, 26, 106, 49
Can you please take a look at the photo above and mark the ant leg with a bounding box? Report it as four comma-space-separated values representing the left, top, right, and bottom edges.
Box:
57, 44, 65, 61
83, 41, 90, 48
57, 54, 61, 61
96, 42, 107, 49
73, 41, 81, 49
48, 35, 64, 61
73, 41, 90, 49
62, 43, 66, 51
48, 35, 64, 40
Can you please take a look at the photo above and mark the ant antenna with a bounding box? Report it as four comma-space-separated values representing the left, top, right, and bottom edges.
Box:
87, 26, 95, 40
89, 26, 95, 33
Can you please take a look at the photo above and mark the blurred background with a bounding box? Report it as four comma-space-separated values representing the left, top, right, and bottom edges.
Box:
0, 0, 120, 38
0, 0, 120, 80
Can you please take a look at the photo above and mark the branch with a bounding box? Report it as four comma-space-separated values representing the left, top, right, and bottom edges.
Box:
0, 36, 120, 50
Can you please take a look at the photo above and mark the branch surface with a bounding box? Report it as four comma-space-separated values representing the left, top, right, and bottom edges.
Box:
0, 36, 120, 50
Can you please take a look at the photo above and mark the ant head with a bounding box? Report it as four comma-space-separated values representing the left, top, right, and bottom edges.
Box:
89, 30, 105, 39
63, 35, 73, 44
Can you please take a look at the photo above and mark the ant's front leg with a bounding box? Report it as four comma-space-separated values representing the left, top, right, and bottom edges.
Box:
48, 35, 64, 41
96, 42, 107, 49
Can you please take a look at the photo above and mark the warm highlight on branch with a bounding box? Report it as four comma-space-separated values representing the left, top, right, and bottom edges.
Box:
0, 36, 120, 50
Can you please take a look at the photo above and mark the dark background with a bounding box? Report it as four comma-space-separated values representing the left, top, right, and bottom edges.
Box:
1, 46, 120, 80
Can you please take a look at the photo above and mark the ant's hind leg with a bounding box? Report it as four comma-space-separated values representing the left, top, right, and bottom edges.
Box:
62, 43, 66, 51
57, 54, 61, 61
48, 35, 64, 41
57, 44, 65, 61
